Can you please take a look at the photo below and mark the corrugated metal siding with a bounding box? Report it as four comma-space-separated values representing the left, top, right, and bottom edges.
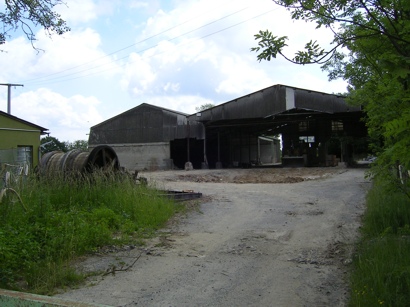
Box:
89, 104, 196, 145
162, 110, 188, 140
188, 85, 291, 123
190, 85, 286, 122
89, 85, 362, 146
189, 85, 359, 124
293, 89, 359, 113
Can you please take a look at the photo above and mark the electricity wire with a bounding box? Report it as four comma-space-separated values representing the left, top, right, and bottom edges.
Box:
21, 0, 247, 84
24, 7, 277, 87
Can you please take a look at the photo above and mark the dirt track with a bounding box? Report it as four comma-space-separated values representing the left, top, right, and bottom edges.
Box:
56, 167, 371, 307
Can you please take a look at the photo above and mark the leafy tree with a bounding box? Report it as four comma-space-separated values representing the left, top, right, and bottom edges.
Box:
252, 0, 410, 194
40, 135, 67, 153
196, 103, 215, 112
40, 137, 89, 154
66, 140, 88, 151
1, 0, 70, 48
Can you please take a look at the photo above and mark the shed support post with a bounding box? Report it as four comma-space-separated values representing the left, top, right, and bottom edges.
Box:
185, 121, 193, 170
257, 137, 261, 165
216, 131, 222, 169
201, 124, 208, 169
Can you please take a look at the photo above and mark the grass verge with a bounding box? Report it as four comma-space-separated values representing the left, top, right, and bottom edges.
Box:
0, 171, 184, 294
349, 179, 410, 306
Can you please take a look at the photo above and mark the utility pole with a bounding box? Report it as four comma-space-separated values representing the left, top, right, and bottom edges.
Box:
0, 83, 24, 114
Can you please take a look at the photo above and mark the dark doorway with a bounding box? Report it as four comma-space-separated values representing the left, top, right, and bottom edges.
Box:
170, 138, 204, 169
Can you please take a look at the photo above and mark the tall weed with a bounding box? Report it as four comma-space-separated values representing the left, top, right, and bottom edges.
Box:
0, 171, 180, 294
350, 179, 410, 306
361, 180, 410, 237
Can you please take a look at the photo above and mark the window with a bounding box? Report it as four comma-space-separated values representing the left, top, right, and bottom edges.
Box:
299, 121, 308, 132
299, 136, 315, 143
332, 120, 343, 131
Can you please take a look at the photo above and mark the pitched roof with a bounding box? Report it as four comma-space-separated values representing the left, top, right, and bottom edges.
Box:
0, 110, 48, 132
90, 102, 188, 129
188, 84, 358, 123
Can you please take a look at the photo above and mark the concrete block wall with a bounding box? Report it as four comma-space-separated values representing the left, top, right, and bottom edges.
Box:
90, 143, 173, 171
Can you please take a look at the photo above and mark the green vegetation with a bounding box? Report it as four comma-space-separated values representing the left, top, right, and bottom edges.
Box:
1, 0, 70, 48
252, 3, 410, 303
195, 103, 215, 112
0, 171, 181, 294
252, 0, 410, 188
41, 136, 88, 153
349, 178, 410, 306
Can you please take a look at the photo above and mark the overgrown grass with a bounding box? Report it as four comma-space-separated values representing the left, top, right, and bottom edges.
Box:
349, 179, 410, 306
0, 171, 182, 294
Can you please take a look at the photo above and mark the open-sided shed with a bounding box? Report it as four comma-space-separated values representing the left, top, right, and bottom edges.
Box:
188, 84, 366, 168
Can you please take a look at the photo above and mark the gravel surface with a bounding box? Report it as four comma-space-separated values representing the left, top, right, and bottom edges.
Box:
56, 167, 371, 307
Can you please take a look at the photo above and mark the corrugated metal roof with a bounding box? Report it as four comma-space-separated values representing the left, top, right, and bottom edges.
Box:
89, 85, 363, 145
89, 103, 194, 144
90, 103, 188, 130
188, 84, 359, 123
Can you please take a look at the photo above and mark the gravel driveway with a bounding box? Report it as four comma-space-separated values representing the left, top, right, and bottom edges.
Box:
56, 167, 371, 307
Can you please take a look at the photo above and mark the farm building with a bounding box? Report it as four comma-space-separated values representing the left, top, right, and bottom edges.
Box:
88, 84, 368, 171
0, 111, 48, 169
88, 103, 195, 171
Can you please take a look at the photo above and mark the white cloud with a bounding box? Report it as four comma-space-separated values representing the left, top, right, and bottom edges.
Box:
163, 82, 180, 93
215, 53, 273, 95
146, 95, 216, 114
121, 52, 157, 96
0, 28, 121, 83
57, 0, 100, 25
0, 0, 348, 141
11, 88, 103, 141
118, 0, 346, 106
129, 1, 149, 9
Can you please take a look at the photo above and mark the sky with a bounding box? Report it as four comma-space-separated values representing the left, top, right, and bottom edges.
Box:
0, 0, 347, 142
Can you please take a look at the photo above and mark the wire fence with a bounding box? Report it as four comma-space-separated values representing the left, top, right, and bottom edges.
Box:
0, 148, 31, 189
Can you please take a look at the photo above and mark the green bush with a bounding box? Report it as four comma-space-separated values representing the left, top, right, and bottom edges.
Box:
0, 171, 180, 294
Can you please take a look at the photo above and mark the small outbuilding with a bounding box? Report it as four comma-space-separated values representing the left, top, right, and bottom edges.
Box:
89, 84, 368, 171
0, 111, 49, 169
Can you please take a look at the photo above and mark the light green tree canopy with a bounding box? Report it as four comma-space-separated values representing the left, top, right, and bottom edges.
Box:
41, 136, 88, 153
1, 0, 70, 48
66, 139, 88, 151
196, 103, 215, 112
252, 0, 410, 193
40, 135, 67, 153
252, 0, 410, 69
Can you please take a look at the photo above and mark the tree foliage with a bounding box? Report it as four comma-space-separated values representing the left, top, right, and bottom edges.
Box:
40, 135, 66, 153
66, 139, 88, 151
252, 0, 410, 193
1, 0, 70, 48
196, 103, 215, 112
40, 136, 88, 154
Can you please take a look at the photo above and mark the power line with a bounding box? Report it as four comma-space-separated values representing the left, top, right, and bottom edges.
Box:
24, 7, 277, 87
24, 6, 251, 86
22, 0, 243, 84
0, 83, 24, 114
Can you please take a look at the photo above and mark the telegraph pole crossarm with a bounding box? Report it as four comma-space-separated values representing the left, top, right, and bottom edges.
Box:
0, 83, 24, 114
